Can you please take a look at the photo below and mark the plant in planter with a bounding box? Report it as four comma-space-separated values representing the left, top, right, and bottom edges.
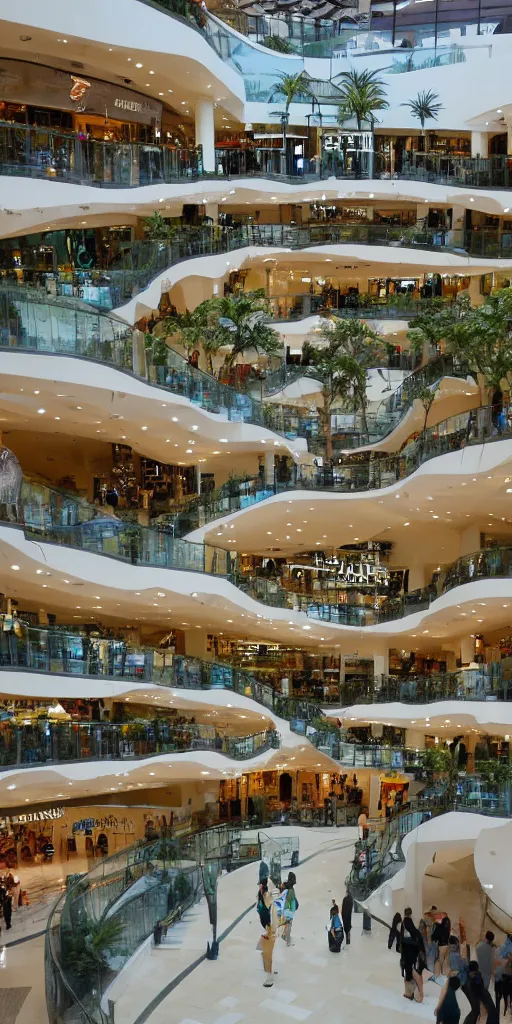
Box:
143, 211, 177, 242
63, 917, 124, 984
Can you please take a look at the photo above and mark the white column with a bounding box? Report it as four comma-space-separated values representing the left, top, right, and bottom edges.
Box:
507, 126, 512, 157
460, 635, 475, 665
373, 647, 389, 680
132, 328, 147, 377
195, 98, 216, 173
264, 452, 275, 488
408, 565, 426, 592
471, 131, 489, 158
459, 523, 482, 556
405, 729, 426, 750
196, 465, 201, 495
204, 202, 218, 223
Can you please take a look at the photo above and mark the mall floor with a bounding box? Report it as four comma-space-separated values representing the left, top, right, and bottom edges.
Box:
0, 825, 492, 1024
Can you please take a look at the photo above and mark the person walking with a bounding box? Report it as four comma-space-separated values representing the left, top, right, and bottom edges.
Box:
476, 931, 496, 989
388, 912, 402, 952
3, 893, 12, 930
432, 915, 451, 976
358, 808, 368, 840
281, 872, 298, 948
257, 881, 278, 988
328, 901, 344, 953
462, 961, 499, 1024
400, 908, 425, 1003
341, 889, 353, 945
435, 976, 462, 1024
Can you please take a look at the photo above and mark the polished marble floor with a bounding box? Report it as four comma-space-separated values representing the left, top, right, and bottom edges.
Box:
0, 824, 496, 1024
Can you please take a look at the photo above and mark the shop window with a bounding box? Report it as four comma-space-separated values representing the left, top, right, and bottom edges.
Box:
436, 0, 480, 44
392, 0, 436, 49
478, 1, 512, 35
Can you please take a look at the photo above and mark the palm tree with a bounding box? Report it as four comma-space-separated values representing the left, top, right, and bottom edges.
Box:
209, 291, 282, 375
270, 71, 311, 152
312, 318, 386, 456
164, 300, 224, 374
401, 89, 443, 135
336, 68, 389, 131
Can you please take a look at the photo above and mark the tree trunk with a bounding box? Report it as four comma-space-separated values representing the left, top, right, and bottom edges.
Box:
322, 390, 333, 461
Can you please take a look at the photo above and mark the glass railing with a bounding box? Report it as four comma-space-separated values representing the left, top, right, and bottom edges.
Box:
314, 736, 426, 770
0, 122, 202, 185
0, 286, 458, 445
347, 798, 448, 900
0, 718, 278, 770
348, 777, 510, 901
339, 665, 508, 706
167, 374, 476, 535
267, 292, 439, 327
46, 821, 255, 1024
4, 118, 512, 194
0, 287, 288, 436
9, 478, 512, 635
0, 621, 507, 717
397, 153, 512, 192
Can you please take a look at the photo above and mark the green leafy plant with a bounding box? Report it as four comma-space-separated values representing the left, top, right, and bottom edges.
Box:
401, 89, 443, 134
263, 35, 295, 53
143, 211, 176, 241
63, 917, 124, 983
475, 760, 512, 787
313, 318, 386, 456
144, 332, 169, 367
335, 68, 389, 131
270, 71, 311, 148
210, 291, 282, 374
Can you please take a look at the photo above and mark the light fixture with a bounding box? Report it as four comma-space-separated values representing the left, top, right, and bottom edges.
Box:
37, 408, 46, 414
10, 565, 19, 571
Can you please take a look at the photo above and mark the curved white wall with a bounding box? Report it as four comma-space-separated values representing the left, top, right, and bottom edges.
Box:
1, 177, 512, 242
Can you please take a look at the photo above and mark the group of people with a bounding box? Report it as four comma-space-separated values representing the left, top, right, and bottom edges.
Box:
388, 904, 512, 1022
256, 869, 298, 988
328, 891, 353, 953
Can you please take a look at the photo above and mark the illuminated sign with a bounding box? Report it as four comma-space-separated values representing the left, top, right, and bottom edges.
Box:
0, 806, 65, 828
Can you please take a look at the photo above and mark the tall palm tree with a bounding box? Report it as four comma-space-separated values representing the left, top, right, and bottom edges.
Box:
313, 318, 386, 456
210, 290, 282, 374
336, 68, 389, 131
401, 89, 443, 134
270, 71, 311, 151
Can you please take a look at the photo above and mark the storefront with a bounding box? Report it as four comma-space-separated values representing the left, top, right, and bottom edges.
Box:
0, 57, 162, 140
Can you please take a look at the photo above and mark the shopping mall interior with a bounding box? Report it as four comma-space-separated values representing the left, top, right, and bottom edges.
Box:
2, 0, 512, 1022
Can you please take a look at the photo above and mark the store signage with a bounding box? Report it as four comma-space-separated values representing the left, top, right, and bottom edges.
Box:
0, 58, 162, 126
322, 131, 373, 154
291, 557, 388, 586
0, 805, 64, 828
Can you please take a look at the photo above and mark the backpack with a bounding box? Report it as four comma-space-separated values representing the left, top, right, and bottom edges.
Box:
257, 894, 271, 929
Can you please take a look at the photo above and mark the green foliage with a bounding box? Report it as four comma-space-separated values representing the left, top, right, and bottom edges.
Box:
444, 287, 512, 396
313, 318, 385, 455
270, 71, 311, 112
174, 871, 192, 901
475, 759, 512, 786
312, 715, 340, 733
406, 295, 471, 354
423, 747, 453, 773
335, 68, 389, 130
164, 301, 221, 371
144, 332, 169, 367
210, 291, 282, 372
143, 211, 176, 241
63, 916, 124, 983
263, 35, 295, 52
401, 89, 443, 132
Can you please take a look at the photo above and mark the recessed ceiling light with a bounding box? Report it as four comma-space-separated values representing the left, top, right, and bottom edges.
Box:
10, 565, 19, 571
135, 62, 143, 68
